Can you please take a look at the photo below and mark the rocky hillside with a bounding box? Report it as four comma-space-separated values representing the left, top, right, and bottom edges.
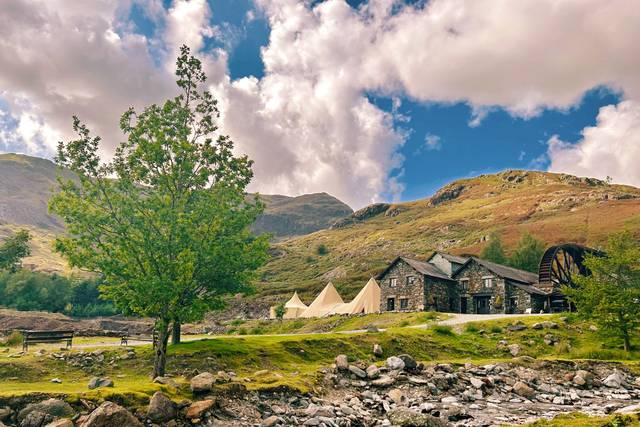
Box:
256, 170, 640, 306
0, 153, 352, 272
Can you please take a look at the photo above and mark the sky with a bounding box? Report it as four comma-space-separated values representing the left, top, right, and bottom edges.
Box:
0, 0, 639, 209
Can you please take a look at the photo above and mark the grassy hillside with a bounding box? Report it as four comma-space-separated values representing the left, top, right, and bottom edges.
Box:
256, 170, 640, 306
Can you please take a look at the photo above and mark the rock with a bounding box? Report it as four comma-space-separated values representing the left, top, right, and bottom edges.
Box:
153, 376, 178, 388
262, 415, 280, 426
18, 399, 75, 424
87, 377, 113, 389
373, 344, 383, 357
507, 322, 527, 332
190, 372, 215, 393
0, 407, 12, 422
386, 356, 405, 371
387, 389, 406, 405
397, 354, 417, 371
387, 408, 448, 427
185, 400, 216, 419
22, 411, 55, 427
573, 370, 594, 388
45, 420, 74, 427
513, 381, 535, 398
589, 325, 598, 331
147, 391, 177, 423
603, 371, 626, 388
50, 378, 62, 384
507, 344, 521, 357
543, 334, 557, 345
372, 376, 396, 387
552, 396, 568, 405
80, 401, 142, 427
366, 325, 380, 333
348, 365, 367, 379
335, 355, 349, 371
615, 403, 640, 414
366, 364, 380, 379
469, 377, 484, 389
441, 396, 458, 404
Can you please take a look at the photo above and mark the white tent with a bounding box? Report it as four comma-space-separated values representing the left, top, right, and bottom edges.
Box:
282, 291, 308, 319
330, 277, 381, 315
300, 282, 344, 318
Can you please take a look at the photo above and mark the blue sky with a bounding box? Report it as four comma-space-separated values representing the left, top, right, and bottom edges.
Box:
1, 0, 638, 208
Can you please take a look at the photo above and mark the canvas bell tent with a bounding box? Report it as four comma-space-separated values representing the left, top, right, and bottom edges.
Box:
300, 282, 344, 318
330, 277, 381, 315
281, 291, 308, 319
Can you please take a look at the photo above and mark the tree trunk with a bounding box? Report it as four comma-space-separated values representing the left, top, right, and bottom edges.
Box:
623, 330, 631, 352
153, 319, 170, 378
171, 320, 181, 345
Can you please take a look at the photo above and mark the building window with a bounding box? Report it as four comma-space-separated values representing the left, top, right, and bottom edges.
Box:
400, 298, 408, 309
387, 297, 396, 311
483, 277, 494, 288
460, 279, 469, 291
406, 276, 416, 285
390, 277, 397, 287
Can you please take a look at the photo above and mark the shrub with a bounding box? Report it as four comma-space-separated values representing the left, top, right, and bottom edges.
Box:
229, 319, 245, 327
432, 325, 454, 336
316, 244, 328, 255
237, 327, 247, 335
465, 324, 479, 333
305, 256, 315, 263
5, 330, 23, 347
489, 325, 503, 334
249, 327, 265, 335
399, 320, 410, 327
423, 311, 439, 321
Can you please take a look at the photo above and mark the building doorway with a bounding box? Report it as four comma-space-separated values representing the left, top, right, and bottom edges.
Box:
387, 297, 395, 311
460, 297, 468, 314
474, 296, 491, 314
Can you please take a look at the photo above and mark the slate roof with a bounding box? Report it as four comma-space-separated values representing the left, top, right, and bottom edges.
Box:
425, 251, 469, 265
454, 257, 539, 285
377, 257, 455, 282
510, 281, 550, 296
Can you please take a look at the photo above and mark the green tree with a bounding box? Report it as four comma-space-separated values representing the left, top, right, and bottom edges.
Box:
564, 232, 640, 351
50, 45, 269, 377
0, 230, 31, 272
274, 303, 286, 321
480, 232, 507, 265
509, 232, 545, 272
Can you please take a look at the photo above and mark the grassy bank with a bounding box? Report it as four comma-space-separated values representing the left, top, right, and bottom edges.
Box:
515, 412, 640, 427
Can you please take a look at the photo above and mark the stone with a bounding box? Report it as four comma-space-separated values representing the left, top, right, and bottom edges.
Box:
44, 420, 74, 427
507, 322, 527, 332
397, 354, 417, 371
80, 401, 142, 427
387, 389, 406, 405
0, 407, 12, 422
603, 371, 625, 388
348, 365, 367, 379
50, 378, 62, 384
18, 399, 75, 424
335, 355, 349, 370
507, 344, 521, 357
190, 372, 215, 392
440, 396, 458, 404
185, 400, 216, 419
147, 391, 177, 423
386, 356, 405, 371
366, 325, 380, 333
470, 377, 484, 389
573, 370, 594, 388
513, 381, 535, 398
387, 408, 448, 427
153, 376, 178, 388
22, 411, 55, 427
366, 364, 380, 379
372, 376, 396, 387
589, 324, 598, 331
373, 344, 383, 357
87, 377, 113, 389
262, 415, 280, 426
543, 334, 556, 345
615, 403, 640, 414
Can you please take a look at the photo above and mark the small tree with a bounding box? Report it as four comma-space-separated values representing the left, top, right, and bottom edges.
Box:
509, 232, 545, 272
0, 230, 31, 272
274, 303, 286, 321
564, 232, 640, 351
480, 232, 507, 265
50, 46, 269, 377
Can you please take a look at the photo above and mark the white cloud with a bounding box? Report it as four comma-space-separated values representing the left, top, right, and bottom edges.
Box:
547, 100, 640, 187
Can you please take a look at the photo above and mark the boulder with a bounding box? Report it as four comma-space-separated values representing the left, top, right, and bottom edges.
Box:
507, 344, 521, 357
513, 381, 535, 398
348, 365, 367, 379
387, 389, 406, 405
18, 399, 74, 424
397, 354, 417, 371
45, 420, 74, 427
147, 391, 177, 423
387, 408, 447, 427
87, 377, 113, 390
603, 371, 626, 388
0, 407, 12, 422
153, 376, 178, 388
386, 356, 405, 371
335, 355, 349, 371
507, 322, 527, 332
366, 364, 380, 379
373, 344, 383, 357
185, 400, 216, 419
22, 411, 55, 427
469, 377, 484, 389
262, 415, 281, 426
615, 403, 640, 414
190, 372, 215, 393
573, 370, 594, 388
80, 402, 142, 427
372, 376, 396, 387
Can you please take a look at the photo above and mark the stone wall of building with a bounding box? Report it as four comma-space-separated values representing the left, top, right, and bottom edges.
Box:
505, 283, 532, 314
424, 277, 459, 312
455, 261, 507, 314
378, 259, 425, 312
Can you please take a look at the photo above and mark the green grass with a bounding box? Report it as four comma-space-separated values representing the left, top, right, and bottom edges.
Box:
512, 412, 640, 427
222, 311, 446, 335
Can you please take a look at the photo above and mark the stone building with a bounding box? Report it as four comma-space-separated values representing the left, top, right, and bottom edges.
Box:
377, 251, 549, 314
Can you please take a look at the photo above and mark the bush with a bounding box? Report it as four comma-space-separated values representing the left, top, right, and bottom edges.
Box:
229, 319, 245, 327
465, 324, 479, 333
249, 327, 265, 335
489, 325, 503, 334
305, 256, 315, 263
432, 325, 454, 336
237, 327, 247, 335
399, 320, 410, 327
316, 244, 328, 255
5, 330, 23, 347
423, 311, 439, 321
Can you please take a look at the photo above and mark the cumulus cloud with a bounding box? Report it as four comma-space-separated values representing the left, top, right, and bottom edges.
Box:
2, 0, 640, 207
547, 100, 640, 187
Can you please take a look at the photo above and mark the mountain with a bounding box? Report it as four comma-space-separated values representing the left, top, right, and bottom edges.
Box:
0, 153, 353, 272
255, 170, 640, 306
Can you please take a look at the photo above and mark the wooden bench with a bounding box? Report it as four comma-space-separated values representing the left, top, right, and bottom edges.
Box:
22, 330, 74, 352
120, 331, 157, 347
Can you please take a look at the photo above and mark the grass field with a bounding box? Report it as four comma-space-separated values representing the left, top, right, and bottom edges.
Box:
515, 412, 640, 427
